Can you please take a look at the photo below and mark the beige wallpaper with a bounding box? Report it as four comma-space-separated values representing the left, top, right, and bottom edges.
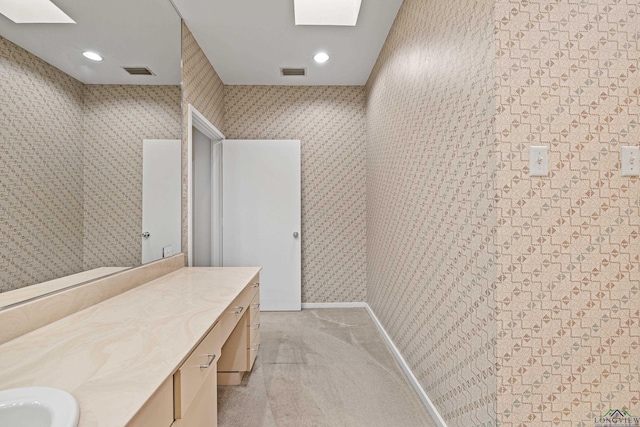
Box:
0, 36, 85, 293
224, 86, 367, 303
0, 35, 181, 293
365, 0, 497, 426
83, 85, 182, 270
495, 0, 640, 425
181, 22, 225, 261
368, 0, 639, 425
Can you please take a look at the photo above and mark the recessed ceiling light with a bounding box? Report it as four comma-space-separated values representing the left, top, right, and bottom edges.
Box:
0, 0, 75, 24
314, 52, 329, 63
294, 0, 362, 26
82, 51, 103, 62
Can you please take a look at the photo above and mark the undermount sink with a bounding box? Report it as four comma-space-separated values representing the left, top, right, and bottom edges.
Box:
0, 387, 79, 427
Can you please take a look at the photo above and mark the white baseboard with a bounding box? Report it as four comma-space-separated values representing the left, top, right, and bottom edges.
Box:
302, 301, 448, 427
363, 304, 448, 427
301, 302, 367, 309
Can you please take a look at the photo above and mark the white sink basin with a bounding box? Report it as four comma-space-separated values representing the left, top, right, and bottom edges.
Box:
0, 387, 79, 427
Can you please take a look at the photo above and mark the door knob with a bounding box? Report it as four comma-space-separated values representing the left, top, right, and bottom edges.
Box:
142, 232, 150, 238
293, 232, 299, 238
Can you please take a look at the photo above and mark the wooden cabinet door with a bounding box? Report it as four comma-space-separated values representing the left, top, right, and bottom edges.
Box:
173, 364, 217, 427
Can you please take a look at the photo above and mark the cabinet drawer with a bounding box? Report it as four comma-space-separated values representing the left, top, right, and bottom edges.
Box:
218, 284, 258, 341
249, 312, 260, 345
249, 290, 260, 315
127, 377, 173, 427
249, 328, 260, 350
174, 323, 223, 419
248, 342, 260, 371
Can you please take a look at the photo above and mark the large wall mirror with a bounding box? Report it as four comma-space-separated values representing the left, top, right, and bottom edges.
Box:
0, 0, 182, 307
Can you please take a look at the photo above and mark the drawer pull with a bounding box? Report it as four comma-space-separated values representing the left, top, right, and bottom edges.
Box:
200, 353, 217, 369
250, 323, 261, 330
251, 343, 261, 351
231, 306, 244, 315
251, 282, 260, 288
251, 303, 260, 310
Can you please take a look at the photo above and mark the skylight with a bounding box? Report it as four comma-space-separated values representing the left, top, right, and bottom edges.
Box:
294, 0, 362, 26
0, 0, 75, 24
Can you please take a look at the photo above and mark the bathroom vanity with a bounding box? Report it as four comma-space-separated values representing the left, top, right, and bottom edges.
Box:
0, 265, 261, 427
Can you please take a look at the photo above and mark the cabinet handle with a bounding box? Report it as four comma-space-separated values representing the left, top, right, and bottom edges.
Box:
231, 306, 244, 315
251, 303, 260, 310
200, 354, 216, 369
250, 323, 261, 330
251, 282, 260, 288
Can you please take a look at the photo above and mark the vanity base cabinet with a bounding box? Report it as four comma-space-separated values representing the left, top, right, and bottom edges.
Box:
131, 272, 261, 425
127, 377, 174, 427
218, 287, 261, 386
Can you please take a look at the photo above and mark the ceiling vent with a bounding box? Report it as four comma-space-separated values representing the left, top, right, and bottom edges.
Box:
123, 67, 155, 76
280, 67, 306, 77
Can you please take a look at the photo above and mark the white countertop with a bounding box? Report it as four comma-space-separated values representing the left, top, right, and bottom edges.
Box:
0, 267, 261, 427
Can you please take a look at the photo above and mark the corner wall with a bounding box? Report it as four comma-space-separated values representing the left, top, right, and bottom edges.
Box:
181, 22, 226, 260
365, 0, 497, 425
0, 35, 182, 293
0, 36, 85, 292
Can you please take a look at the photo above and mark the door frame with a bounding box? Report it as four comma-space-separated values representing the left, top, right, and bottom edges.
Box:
187, 104, 225, 267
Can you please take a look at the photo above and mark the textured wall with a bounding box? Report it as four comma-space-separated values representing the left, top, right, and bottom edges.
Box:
83, 85, 182, 270
181, 22, 225, 260
0, 36, 85, 293
0, 36, 181, 293
495, 0, 640, 425
365, 0, 497, 425
224, 86, 367, 303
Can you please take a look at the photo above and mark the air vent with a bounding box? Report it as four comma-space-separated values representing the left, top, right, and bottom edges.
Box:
281, 67, 306, 77
123, 67, 155, 76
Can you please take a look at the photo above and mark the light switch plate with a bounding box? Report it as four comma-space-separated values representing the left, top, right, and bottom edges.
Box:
621, 146, 640, 176
529, 146, 548, 176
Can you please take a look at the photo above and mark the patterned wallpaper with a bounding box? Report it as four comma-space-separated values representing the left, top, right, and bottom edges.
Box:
0, 35, 181, 293
83, 85, 182, 270
224, 86, 367, 303
365, 0, 497, 426
0, 36, 85, 293
495, 0, 640, 425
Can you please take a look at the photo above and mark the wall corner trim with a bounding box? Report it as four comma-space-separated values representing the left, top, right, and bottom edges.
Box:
301, 302, 449, 427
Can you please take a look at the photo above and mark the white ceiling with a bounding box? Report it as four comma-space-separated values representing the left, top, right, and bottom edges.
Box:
0, 0, 402, 86
0, 0, 181, 85
172, 0, 403, 86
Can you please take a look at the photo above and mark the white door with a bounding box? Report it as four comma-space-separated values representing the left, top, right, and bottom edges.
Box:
222, 140, 301, 311
142, 139, 181, 264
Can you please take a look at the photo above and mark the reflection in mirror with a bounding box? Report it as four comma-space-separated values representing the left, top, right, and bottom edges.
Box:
0, 0, 182, 306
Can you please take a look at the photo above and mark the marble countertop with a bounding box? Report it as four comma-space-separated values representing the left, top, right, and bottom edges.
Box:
0, 266, 261, 427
